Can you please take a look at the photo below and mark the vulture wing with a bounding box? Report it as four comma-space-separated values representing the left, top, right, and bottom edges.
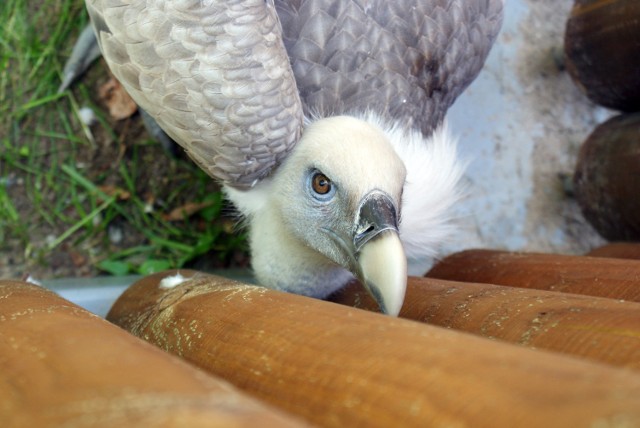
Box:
87, 0, 501, 186
86, 0, 303, 189
276, 0, 504, 135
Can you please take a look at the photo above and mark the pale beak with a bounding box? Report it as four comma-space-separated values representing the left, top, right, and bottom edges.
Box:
353, 191, 407, 316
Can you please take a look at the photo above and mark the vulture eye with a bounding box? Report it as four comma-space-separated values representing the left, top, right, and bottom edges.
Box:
309, 171, 335, 200
312, 172, 331, 194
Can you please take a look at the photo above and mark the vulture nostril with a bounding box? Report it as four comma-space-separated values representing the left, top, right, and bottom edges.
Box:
356, 224, 375, 238
354, 225, 377, 250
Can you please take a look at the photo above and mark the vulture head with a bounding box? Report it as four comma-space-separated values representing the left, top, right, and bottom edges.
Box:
85, 0, 503, 315
228, 116, 408, 314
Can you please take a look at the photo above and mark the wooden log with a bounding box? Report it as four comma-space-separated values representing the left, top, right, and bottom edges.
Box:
564, 0, 640, 111
427, 249, 640, 302
329, 277, 640, 370
587, 243, 640, 260
0, 279, 305, 427
573, 113, 640, 241
107, 271, 640, 428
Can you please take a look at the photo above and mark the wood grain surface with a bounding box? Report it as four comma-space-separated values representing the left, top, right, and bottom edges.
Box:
0, 279, 306, 427
329, 276, 640, 370
427, 249, 640, 301
107, 271, 640, 428
587, 243, 640, 260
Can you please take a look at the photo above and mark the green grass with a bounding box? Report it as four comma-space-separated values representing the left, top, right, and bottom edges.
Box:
0, 0, 247, 277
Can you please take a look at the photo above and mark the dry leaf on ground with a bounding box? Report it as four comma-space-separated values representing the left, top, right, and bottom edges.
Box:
97, 185, 131, 201
98, 75, 138, 120
163, 202, 213, 222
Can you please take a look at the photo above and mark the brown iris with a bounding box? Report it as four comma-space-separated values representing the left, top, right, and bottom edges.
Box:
312, 172, 332, 195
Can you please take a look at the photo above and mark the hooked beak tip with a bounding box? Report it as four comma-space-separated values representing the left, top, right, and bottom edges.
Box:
357, 231, 407, 316
350, 190, 407, 316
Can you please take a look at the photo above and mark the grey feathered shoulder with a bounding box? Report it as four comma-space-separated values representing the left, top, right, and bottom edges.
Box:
276, 0, 503, 135
86, 0, 303, 189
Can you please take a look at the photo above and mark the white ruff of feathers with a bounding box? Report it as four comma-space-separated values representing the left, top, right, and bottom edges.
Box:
354, 111, 464, 262
224, 111, 464, 263
223, 177, 272, 219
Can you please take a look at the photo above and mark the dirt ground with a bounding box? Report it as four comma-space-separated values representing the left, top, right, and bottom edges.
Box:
1, 59, 248, 280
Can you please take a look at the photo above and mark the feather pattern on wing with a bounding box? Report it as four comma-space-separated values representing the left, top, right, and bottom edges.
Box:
87, 0, 502, 188
86, 0, 304, 189
276, 0, 503, 135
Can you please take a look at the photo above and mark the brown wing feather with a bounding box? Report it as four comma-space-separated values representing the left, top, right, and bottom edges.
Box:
276, 0, 503, 135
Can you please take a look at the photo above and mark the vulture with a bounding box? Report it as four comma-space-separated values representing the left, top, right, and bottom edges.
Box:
79, 0, 503, 315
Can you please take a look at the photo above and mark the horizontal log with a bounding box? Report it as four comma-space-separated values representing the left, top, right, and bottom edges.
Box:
427, 249, 640, 302
329, 277, 640, 370
587, 243, 640, 260
107, 271, 640, 428
0, 279, 305, 427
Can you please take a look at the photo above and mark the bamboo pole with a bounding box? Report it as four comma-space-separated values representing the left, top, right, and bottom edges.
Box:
107, 271, 640, 428
329, 276, 640, 370
426, 249, 640, 301
0, 279, 306, 427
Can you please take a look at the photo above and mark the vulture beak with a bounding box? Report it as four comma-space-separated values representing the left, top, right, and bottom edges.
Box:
352, 190, 407, 316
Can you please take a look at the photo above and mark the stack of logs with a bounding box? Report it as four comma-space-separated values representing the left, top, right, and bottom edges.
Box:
3, 243, 640, 426
565, 0, 640, 240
